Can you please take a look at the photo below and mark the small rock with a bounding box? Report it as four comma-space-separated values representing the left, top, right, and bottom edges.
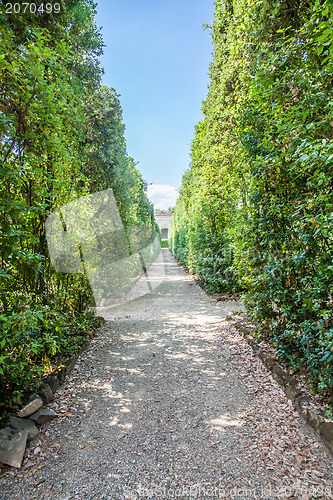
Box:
30, 408, 58, 425
9, 417, 38, 441
17, 396, 43, 418
0, 428, 28, 468
34, 446, 41, 455
39, 384, 54, 404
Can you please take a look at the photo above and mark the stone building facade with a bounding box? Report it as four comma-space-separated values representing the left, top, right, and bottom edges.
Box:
154, 213, 173, 240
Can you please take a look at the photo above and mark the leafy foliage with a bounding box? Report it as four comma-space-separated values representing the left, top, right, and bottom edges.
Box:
0, 1, 155, 409
170, 0, 333, 394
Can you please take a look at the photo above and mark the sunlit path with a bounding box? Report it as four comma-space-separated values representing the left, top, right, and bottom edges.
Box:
1, 250, 332, 499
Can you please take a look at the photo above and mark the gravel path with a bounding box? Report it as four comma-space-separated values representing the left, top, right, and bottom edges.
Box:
1, 249, 333, 499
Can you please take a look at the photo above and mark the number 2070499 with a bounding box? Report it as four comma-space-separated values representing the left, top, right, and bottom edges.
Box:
5, 3, 61, 14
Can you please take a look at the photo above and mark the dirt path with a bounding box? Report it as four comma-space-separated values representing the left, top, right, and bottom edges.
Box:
1, 249, 333, 499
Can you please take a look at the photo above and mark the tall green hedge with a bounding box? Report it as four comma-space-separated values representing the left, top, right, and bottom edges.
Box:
0, 1, 155, 409
170, 0, 333, 395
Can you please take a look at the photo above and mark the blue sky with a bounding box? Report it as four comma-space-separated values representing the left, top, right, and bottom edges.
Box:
95, 0, 214, 208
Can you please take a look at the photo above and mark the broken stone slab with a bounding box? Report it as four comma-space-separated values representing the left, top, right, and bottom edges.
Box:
38, 383, 54, 404
30, 408, 58, 425
0, 428, 28, 468
17, 395, 43, 418
9, 417, 38, 441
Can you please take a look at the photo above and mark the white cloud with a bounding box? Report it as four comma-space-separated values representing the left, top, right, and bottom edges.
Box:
147, 184, 179, 210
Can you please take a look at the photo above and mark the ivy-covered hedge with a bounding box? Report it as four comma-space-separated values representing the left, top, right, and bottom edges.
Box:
170, 0, 333, 396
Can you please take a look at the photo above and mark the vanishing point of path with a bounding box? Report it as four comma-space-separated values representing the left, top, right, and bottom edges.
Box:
1, 249, 333, 499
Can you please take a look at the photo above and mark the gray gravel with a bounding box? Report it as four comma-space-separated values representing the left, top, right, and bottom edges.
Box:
1, 249, 332, 499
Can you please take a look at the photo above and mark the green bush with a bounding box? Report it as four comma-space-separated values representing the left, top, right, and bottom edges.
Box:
0, 296, 101, 408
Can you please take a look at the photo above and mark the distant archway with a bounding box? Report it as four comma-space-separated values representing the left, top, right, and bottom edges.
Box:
154, 213, 173, 242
